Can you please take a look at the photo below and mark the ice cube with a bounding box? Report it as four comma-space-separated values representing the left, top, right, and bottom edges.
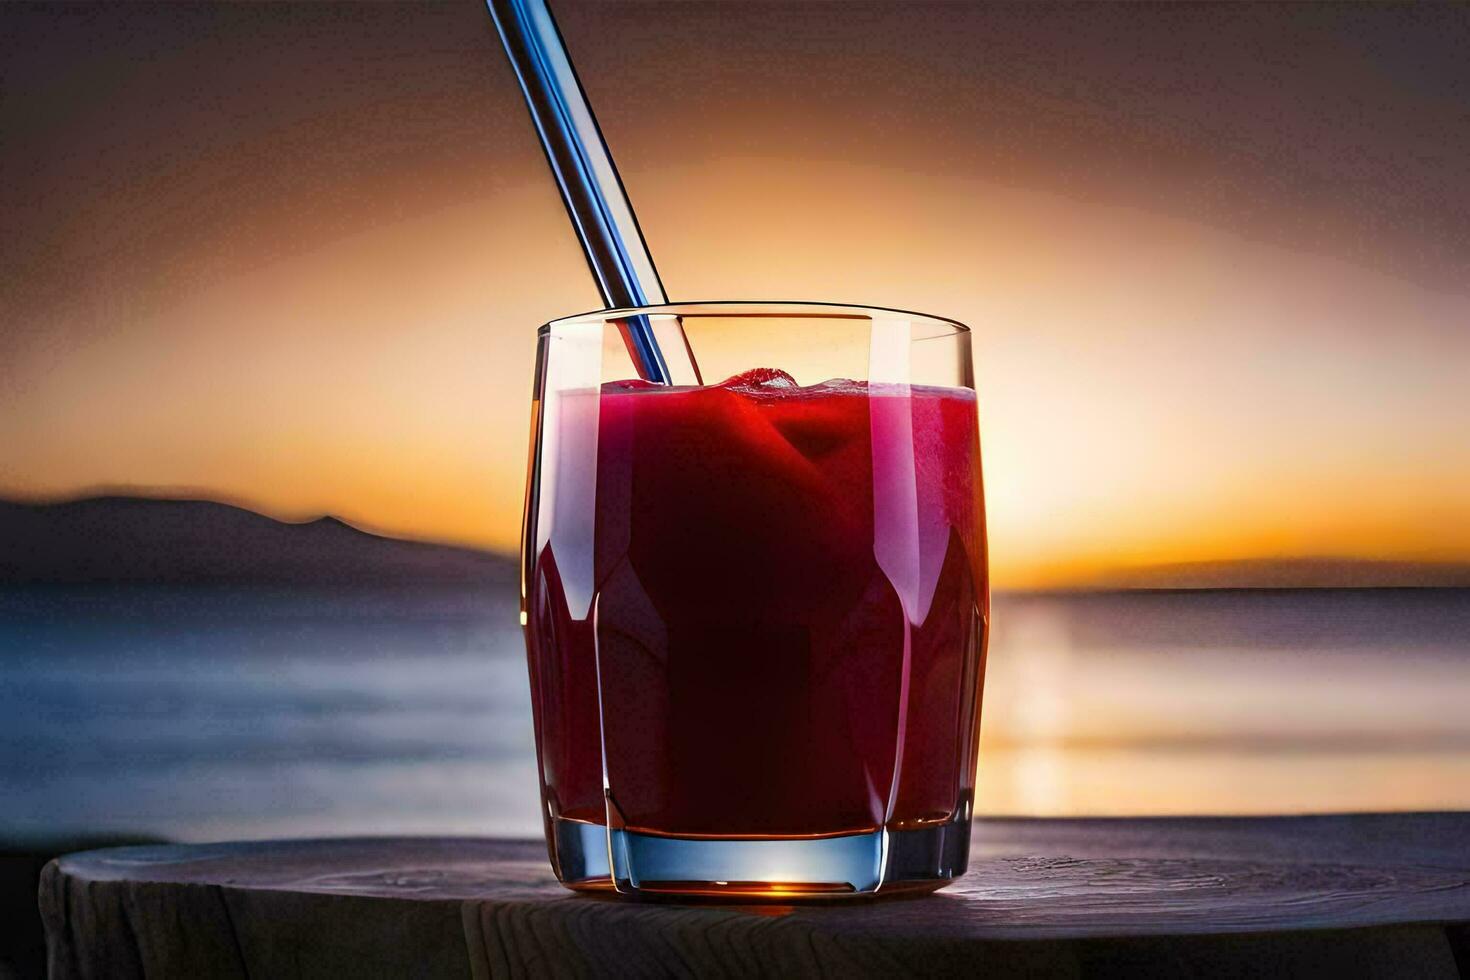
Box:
717, 367, 799, 393
604, 378, 661, 392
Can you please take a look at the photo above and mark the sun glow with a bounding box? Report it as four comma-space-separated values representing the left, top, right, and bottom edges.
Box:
2, 146, 1465, 590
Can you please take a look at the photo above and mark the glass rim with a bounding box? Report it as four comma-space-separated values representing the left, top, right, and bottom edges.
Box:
540, 300, 970, 337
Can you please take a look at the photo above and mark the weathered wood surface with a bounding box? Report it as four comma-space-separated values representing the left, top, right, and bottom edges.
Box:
41, 813, 1470, 978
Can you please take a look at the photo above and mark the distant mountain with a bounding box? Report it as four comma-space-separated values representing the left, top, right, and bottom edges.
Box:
0, 497, 517, 587
5, 497, 1464, 591
1087, 558, 1470, 591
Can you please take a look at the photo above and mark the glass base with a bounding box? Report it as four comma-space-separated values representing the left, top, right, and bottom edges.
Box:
550, 808, 971, 899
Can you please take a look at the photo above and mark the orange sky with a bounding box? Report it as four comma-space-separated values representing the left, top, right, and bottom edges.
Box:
2, 2, 1467, 589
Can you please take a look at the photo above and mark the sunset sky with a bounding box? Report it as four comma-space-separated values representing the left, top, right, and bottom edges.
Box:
2, 2, 1467, 589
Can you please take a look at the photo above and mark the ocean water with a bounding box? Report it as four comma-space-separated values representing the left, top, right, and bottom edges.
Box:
0, 586, 1466, 843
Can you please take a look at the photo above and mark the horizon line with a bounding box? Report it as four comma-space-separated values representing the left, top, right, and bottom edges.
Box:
5, 487, 1469, 591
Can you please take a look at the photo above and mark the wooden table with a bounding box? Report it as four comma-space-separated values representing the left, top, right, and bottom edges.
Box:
41, 814, 1470, 978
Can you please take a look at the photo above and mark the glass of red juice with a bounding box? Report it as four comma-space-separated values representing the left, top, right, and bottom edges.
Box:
520, 303, 988, 898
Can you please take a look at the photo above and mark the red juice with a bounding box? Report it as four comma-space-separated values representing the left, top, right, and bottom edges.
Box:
524, 369, 987, 840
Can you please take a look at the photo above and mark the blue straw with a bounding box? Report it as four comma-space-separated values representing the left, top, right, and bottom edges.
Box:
487, 0, 679, 384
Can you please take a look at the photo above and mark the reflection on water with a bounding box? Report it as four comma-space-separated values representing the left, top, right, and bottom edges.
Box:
0, 586, 1465, 841
979, 590, 1470, 815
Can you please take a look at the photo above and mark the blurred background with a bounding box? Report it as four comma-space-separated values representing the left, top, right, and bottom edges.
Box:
1, 1, 1468, 969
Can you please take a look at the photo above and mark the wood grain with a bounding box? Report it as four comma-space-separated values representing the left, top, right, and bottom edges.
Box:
40, 814, 1470, 978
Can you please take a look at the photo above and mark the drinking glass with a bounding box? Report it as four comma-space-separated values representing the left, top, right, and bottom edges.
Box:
520, 302, 988, 898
